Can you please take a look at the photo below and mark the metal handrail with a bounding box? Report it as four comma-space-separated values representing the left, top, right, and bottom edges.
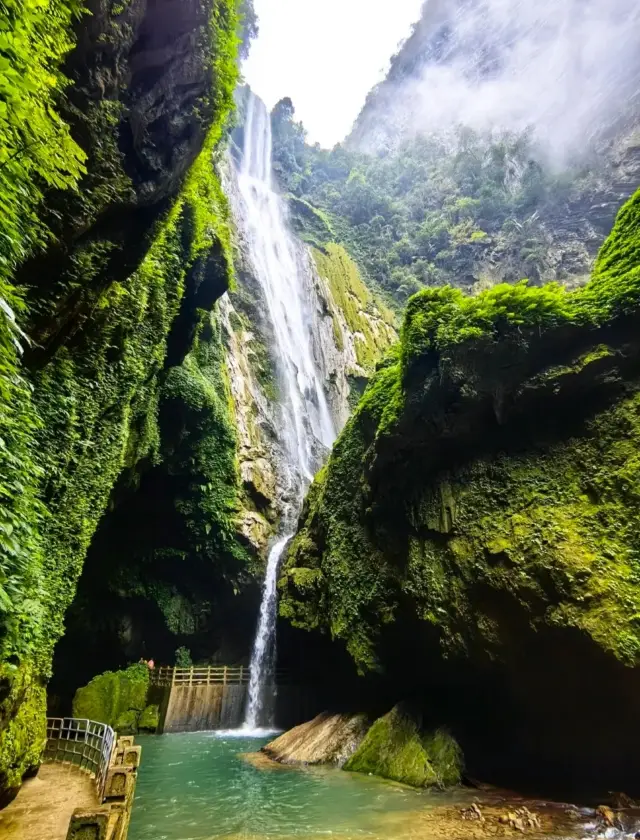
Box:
150, 665, 290, 687
45, 717, 115, 800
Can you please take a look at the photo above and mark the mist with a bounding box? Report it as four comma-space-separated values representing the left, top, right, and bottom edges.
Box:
351, 0, 640, 166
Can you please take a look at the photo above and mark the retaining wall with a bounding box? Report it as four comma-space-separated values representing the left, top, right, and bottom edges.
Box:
150, 670, 323, 733
65, 734, 140, 840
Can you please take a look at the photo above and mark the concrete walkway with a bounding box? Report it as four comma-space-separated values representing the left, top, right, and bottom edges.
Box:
0, 763, 98, 840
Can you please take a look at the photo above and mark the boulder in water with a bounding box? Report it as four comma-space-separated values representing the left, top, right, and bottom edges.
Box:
138, 705, 160, 733
262, 712, 369, 767
344, 704, 463, 789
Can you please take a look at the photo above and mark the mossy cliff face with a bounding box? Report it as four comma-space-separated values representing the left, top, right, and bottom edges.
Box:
0, 0, 244, 798
284, 185, 397, 392
281, 188, 640, 790
310, 244, 397, 415
20, 0, 239, 359
50, 302, 257, 689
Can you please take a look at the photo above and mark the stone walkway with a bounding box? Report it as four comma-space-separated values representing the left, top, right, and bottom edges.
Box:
0, 763, 98, 840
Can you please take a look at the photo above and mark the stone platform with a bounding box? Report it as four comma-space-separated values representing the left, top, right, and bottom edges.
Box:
0, 763, 98, 840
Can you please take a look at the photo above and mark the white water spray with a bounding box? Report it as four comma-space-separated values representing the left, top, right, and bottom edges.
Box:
237, 92, 336, 732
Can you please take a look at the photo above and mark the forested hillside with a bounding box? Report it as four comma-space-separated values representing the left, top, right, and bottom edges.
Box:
270, 112, 639, 307
268, 0, 640, 307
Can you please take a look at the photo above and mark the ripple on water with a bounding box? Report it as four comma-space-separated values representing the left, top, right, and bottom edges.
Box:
127, 733, 635, 840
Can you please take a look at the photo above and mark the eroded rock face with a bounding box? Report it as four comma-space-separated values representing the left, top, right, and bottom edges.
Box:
281, 189, 640, 792
21, 0, 231, 359
74, 0, 218, 202
220, 158, 395, 548
262, 712, 370, 767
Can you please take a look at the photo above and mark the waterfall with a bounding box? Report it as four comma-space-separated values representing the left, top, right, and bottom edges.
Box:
236, 92, 336, 732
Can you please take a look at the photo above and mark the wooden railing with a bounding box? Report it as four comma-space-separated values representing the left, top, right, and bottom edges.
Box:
150, 666, 289, 687
44, 717, 115, 800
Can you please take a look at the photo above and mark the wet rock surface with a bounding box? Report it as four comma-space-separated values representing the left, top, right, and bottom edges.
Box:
262, 713, 369, 767
21, 0, 227, 359
221, 157, 386, 547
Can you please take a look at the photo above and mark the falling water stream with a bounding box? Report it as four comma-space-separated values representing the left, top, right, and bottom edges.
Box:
236, 92, 336, 732
126, 94, 640, 840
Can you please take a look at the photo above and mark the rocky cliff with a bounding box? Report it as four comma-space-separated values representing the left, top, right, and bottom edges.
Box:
44, 86, 396, 726
348, 0, 640, 158
0, 0, 245, 799
281, 0, 640, 306
219, 127, 396, 553
281, 187, 640, 793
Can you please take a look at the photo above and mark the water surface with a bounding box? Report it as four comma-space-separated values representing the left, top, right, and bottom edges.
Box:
129, 733, 455, 839
128, 733, 628, 840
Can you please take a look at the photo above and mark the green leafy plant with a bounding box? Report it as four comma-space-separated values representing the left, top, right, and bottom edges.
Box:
175, 646, 193, 668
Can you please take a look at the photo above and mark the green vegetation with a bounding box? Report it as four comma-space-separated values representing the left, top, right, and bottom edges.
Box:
400, 186, 640, 378
137, 704, 160, 732
312, 244, 396, 372
237, 0, 259, 58
344, 705, 462, 788
287, 196, 335, 250
0, 0, 89, 671
0, 663, 46, 794
0, 0, 85, 288
0, 0, 246, 794
175, 646, 193, 668
72, 664, 153, 733
402, 393, 640, 663
281, 186, 640, 672
0, 2, 87, 793
33, 135, 239, 674
270, 103, 604, 307
160, 308, 251, 576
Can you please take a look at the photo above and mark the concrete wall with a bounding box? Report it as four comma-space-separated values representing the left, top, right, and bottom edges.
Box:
161, 684, 246, 733
156, 683, 322, 733
66, 735, 141, 840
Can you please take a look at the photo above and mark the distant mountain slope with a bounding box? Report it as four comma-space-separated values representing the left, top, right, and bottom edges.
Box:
265, 0, 640, 306
348, 0, 640, 161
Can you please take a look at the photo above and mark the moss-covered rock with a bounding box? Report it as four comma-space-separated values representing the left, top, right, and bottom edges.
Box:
311, 244, 396, 375
0, 0, 244, 797
0, 665, 47, 802
344, 705, 462, 788
138, 705, 160, 733
281, 188, 640, 789
72, 667, 160, 734
287, 196, 335, 251
113, 711, 139, 737
72, 664, 149, 730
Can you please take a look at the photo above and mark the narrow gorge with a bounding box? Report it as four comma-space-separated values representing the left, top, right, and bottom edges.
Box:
1, 1, 640, 839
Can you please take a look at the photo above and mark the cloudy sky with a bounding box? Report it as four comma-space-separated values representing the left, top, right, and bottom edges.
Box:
242, 0, 425, 147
